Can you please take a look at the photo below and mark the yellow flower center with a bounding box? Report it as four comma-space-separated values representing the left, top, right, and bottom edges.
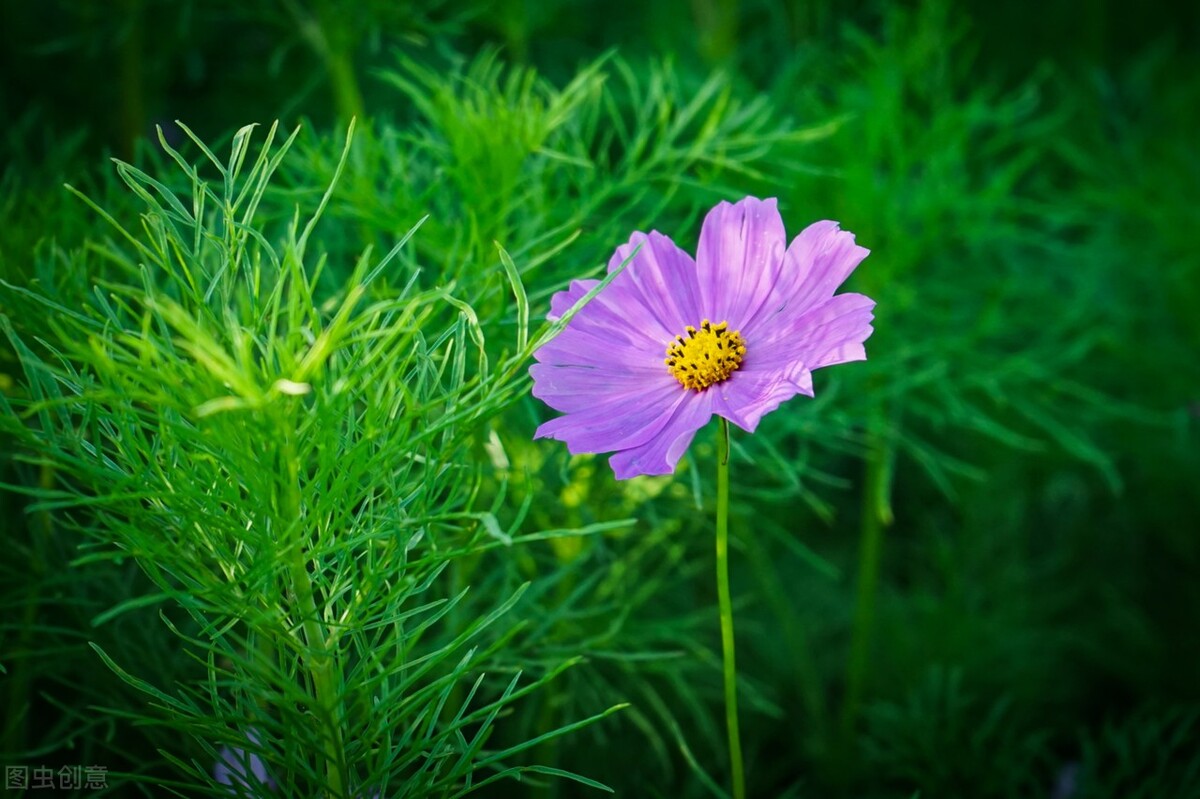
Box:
664, 319, 746, 391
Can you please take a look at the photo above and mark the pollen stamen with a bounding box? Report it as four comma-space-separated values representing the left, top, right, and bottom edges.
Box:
664, 319, 746, 391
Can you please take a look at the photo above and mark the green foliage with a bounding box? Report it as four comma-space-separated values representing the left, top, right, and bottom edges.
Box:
764, 0, 1130, 496
1075, 706, 1200, 799
861, 667, 1050, 799
1, 2, 1196, 797
1, 120, 628, 796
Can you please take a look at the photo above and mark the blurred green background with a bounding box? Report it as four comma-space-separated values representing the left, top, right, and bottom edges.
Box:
2, 0, 1198, 797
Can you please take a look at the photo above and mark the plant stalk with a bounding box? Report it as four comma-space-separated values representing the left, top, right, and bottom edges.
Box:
283, 432, 347, 798
839, 424, 894, 745
1, 463, 54, 756
716, 418, 746, 799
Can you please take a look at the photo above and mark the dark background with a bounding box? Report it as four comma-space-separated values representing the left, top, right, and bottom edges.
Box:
2, 1, 1198, 797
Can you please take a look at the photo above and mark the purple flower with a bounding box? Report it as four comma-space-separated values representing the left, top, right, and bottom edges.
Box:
1052, 761, 1080, 799
214, 729, 276, 794
531, 197, 874, 479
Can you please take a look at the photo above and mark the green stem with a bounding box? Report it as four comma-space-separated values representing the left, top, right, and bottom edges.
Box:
742, 530, 826, 741
690, 0, 739, 63
285, 0, 366, 124
716, 418, 746, 799
2, 463, 54, 755
282, 433, 347, 798
839, 426, 894, 745
324, 46, 366, 123
314, 0, 365, 123
117, 0, 145, 161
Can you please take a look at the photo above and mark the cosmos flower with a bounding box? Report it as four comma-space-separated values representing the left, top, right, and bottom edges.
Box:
212, 730, 382, 797
214, 730, 276, 794
531, 197, 874, 479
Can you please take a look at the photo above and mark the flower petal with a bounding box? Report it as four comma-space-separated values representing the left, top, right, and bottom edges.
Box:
607, 391, 714, 479
534, 324, 664, 370
695, 197, 787, 329
744, 220, 870, 338
710, 367, 813, 434
214, 740, 275, 791
531, 362, 674, 413
750, 292, 876, 373
548, 278, 600, 320
608, 231, 704, 336
535, 380, 688, 455
542, 278, 663, 353
538, 228, 702, 360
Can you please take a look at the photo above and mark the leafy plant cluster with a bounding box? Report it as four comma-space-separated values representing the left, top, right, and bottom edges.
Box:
2, 1, 1197, 797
